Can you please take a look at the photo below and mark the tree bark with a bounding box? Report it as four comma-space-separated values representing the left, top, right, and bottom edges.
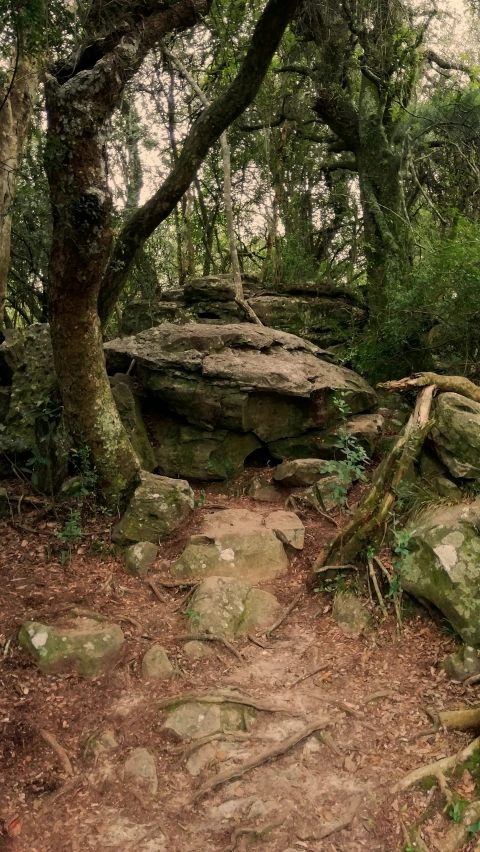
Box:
0, 55, 39, 329
45, 0, 208, 505
98, 0, 301, 326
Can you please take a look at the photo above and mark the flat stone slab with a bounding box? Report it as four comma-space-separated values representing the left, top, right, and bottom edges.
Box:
124, 748, 157, 796
162, 698, 246, 740
274, 458, 333, 487
172, 508, 304, 583
18, 617, 125, 678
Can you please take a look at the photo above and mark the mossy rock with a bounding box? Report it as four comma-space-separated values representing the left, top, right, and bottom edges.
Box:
401, 500, 480, 645
431, 393, 480, 479
124, 541, 158, 577
187, 575, 280, 640
112, 382, 156, 473
163, 700, 246, 740
112, 471, 194, 546
18, 617, 125, 678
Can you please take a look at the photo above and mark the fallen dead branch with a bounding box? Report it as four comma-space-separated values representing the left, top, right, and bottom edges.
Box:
287, 663, 330, 689
35, 775, 83, 814
378, 372, 480, 404
179, 633, 244, 662
314, 385, 435, 568
38, 729, 74, 776
157, 689, 301, 715
436, 708, 480, 731
192, 716, 331, 802
154, 577, 201, 588
261, 590, 304, 637
368, 558, 388, 618
170, 730, 252, 761
392, 735, 480, 792
313, 563, 358, 574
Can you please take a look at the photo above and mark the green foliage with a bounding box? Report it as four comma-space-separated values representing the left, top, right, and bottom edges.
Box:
319, 392, 369, 507
447, 797, 469, 823
56, 507, 82, 564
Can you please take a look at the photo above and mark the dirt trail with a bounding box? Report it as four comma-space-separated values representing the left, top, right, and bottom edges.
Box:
1, 476, 479, 852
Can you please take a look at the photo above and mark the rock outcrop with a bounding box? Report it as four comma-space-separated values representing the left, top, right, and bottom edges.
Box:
120, 275, 367, 349
105, 324, 377, 456
430, 392, 480, 479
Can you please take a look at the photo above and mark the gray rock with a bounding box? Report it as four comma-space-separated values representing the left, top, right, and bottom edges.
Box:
185, 275, 237, 303
273, 458, 333, 487
431, 393, 480, 479
104, 323, 377, 443
171, 509, 288, 584
84, 729, 118, 758
112, 382, 156, 473
18, 617, 125, 678
0, 486, 7, 519
183, 640, 214, 660
443, 645, 480, 682
332, 592, 370, 638
300, 474, 351, 512
162, 698, 245, 740
247, 477, 281, 502
264, 510, 305, 550
124, 541, 158, 577
187, 575, 280, 640
112, 471, 194, 546
124, 748, 157, 796
268, 413, 383, 462
400, 500, 480, 644
141, 645, 174, 680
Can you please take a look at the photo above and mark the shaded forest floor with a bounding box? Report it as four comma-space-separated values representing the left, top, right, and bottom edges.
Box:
1, 471, 480, 852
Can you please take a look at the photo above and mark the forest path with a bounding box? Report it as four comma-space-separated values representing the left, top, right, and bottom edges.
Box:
0, 473, 477, 852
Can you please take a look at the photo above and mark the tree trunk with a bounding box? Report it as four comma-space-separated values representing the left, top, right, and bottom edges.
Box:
0, 55, 39, 328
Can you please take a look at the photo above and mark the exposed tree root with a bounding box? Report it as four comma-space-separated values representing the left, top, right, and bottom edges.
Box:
157, 689, 300, 714
392, 736, 480, 792
437, 799, 480, 852
219, 813, 286, 852
192, 716, 332, 802
368, 558, 388, 618
297, 795, 362, 847
179, 633, 244, 662
314, 385, 435, 569
145, 578, 169, 603
171, 731, 252, 762
287, 663, 330, 689
261, 590, 304, 637
37, 729, 74, 776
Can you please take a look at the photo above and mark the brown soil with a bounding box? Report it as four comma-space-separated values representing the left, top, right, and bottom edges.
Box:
1, 471, 480, 852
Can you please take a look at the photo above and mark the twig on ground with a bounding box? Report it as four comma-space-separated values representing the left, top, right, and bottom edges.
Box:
154, 577, 200, 588
261, 591, 304, 637
192, 716, 331, 802
172, 585, 198, 612
146, 578, 169, 603
98, 574, 113, 593
368, 558, 388, 618
298, 795, 362, 844
157, 689, 300, 714
465, 673, 480, 688
392, 736, 480, 792
247, 633, 271, 649
312, 563, 358, 574
179, 634, 244, 662
38, 729, 74, 776
36, 776, 83, 813
287, 663, 330, 689
9, 521, 55, 537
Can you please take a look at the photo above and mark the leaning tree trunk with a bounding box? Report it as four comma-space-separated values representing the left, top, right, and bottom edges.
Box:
0, 56, 39, 328
313, 384, 435, 570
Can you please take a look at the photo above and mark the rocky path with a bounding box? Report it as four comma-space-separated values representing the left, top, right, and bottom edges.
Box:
1, 479, 479, 852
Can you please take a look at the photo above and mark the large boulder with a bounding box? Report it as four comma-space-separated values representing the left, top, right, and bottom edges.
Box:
430, 393, 480, 479
112, 471, 194, 545
104, 324, 377, 444
18, 617, 124, 678
246, 293, 366, 348
401, 500, 480, 645
274, 458, 336, 487
268, 413, 384, 461
187, 576, 280, 640
150, 412, 261, 481
171, 509, 291, 584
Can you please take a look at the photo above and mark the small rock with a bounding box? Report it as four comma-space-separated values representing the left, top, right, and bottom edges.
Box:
264, 510, 304, 550
124, 748, 157, 796
163, 700, 245, 740
273, 458, 333, 487
112, 471, 194, 546
0, 486, 8, 519
141, 645, 174, 680
301, 474, 351, 512
56, 476, 84, 502
124, 541, 158, 577
186, 743, 217, 776
247, 477, 281, 502
443, 645, 480, 682
332, 592, 369, 638
84, 729, 117, 758
18, 617, 125, 678
183, 640, 214, 660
